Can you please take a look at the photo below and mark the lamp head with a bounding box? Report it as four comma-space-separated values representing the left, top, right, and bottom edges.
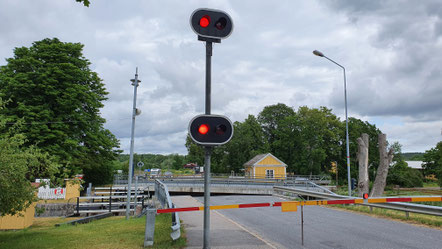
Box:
313, 50, 324, 57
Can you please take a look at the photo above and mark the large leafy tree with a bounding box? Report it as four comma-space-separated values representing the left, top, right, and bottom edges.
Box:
272, 106, 341, 175
0, 38, 120, 185
0, 99, 59, 216
258, 103, 295, 150
423, 141, 442, 187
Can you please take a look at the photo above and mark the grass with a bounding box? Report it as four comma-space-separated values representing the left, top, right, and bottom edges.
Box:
332, 204, 442, 229
423, 182, 440, 188
0, 214, 186, 249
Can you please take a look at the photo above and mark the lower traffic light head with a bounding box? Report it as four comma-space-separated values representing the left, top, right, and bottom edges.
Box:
189, 114, 234, 146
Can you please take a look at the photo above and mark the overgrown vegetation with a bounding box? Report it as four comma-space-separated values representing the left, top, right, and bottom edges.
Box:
422, 141, 442, 187
0, 99, 59, 216
0, 214, 186, 249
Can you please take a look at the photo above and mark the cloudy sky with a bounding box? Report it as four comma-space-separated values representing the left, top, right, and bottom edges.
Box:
1, 0, 441, 154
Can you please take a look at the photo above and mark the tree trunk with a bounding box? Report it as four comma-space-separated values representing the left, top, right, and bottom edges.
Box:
370, 133, 394, 197
357, 133, 369, 197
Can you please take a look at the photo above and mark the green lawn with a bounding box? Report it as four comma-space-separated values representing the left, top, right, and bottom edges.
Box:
0, 214, 186, 249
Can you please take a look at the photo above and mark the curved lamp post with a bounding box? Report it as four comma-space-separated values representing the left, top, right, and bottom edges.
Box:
313, 50, 352, 197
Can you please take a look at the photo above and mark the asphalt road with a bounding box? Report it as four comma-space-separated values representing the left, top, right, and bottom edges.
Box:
195, 195, 442, 249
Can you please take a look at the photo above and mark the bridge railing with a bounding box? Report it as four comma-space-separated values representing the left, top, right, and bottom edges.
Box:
154, 180, 181, 240
114, 174, 331, 186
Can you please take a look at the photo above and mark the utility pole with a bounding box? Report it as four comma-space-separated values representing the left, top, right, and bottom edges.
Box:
126, 68, 141, 219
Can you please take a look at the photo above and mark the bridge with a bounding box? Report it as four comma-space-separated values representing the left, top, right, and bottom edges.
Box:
112, 175, 334, 195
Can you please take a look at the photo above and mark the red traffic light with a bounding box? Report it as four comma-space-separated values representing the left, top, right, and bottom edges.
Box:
200, 15, 210, 28
363, 193, 369, 199
190, 8, 233, 40
198, 124, 209, 135
189, 114, 234, 146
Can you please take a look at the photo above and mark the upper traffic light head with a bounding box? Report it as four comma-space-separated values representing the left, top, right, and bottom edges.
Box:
189, 114, 234, 146
190, 8, 233, 40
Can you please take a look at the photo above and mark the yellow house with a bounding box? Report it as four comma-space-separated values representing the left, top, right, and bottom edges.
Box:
244, 153, 287, 179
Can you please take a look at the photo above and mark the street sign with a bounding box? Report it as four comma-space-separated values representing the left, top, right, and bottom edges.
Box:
137, 161, 144, 168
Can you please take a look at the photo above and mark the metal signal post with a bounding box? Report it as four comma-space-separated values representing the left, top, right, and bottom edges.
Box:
203, 40, 213, 249
190, 8, 234, 249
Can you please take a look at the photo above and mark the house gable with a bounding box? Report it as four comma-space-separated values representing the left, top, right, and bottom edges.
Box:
255, 153, 287, 167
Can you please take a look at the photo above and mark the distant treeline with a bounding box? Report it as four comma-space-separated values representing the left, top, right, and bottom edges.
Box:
117, 153, 188, 172
401, 152, 424, 161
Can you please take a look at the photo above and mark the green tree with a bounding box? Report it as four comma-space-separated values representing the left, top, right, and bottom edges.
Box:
76, 0, 90, 7
387, 142, 423, 187
272, 106, 341, 175
0, 38, 120, 185
185, 134, 205, 166
0, 99, 59, 216
296, 106, 342, 175
222, 115, 270, 173
258, 103, 295, 150
423, 141, 442, 187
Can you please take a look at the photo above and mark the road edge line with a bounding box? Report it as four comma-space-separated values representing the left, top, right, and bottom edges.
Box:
213, 209, 278, 249
188, 196, 278, 249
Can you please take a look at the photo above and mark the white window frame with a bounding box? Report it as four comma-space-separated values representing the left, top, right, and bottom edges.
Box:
265, 169, 274, 179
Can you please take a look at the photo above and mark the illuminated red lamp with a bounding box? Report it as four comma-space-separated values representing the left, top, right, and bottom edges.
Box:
198, 124, 209, 135
200, 15, 210, 28
363, 193, 369, 199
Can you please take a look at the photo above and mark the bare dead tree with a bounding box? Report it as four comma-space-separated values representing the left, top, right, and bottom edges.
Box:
370, 133, 394, 197
357, 133, 369, 197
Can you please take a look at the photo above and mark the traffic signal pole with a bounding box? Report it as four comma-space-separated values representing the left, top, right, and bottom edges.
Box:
205, 41, 212, 115
203, 40, 212, 249
189, 9, 234, 248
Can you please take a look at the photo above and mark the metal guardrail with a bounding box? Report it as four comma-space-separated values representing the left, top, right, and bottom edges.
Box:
154, 180, 181, 240
114, 174, 331, 186
273, 186, 442, 217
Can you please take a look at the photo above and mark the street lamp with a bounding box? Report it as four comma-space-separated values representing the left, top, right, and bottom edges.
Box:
126, 68, 141, 219
313, 50, 352, 197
